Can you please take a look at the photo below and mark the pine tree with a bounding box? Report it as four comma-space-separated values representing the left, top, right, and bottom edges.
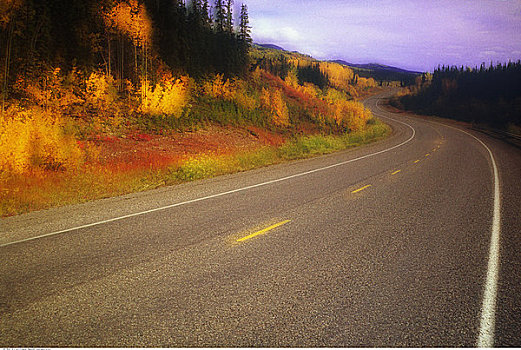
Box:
225, 0, 233, 33
238, 4, 251, 45
214, 0, 225, 32
201, 0, 211, 27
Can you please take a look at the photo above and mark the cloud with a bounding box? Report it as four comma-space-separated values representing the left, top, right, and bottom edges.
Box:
251, 18, 302, 43
246, 0, 521, 71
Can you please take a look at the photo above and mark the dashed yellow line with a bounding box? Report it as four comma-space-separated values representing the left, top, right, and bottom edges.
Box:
414, 159, 420, 164
425, 153, 430, 157
391, 170, 401, 175
351, 184, 372, 194
236, 220, 291, 242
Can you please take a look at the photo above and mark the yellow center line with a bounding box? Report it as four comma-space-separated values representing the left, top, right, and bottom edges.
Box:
414, 159, 420, 163
391, 170, 401, 175
351, 184, 372, 194
425, 153, 430, 157
236, 220, 291, 242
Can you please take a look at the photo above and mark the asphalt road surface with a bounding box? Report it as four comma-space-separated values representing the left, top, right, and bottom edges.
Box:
2, 91, 521, 347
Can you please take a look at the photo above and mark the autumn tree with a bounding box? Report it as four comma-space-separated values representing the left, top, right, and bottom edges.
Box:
104, 0, 153, 94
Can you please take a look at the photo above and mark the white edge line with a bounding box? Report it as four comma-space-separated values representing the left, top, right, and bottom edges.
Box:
387, 104, 501, 348
440, 124, 501, 348
0, 96, 416, 248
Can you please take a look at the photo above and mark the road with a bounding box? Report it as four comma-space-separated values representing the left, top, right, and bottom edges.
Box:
1, 91, 521, 347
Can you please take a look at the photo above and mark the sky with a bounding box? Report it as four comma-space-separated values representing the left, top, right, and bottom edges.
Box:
244, 0, 521, 72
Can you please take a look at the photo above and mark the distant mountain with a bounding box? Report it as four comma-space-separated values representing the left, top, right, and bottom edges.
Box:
256, 43, 285, 51
331, 60, 421, 84
331, 60, 421, 75
252, 44, 421, 83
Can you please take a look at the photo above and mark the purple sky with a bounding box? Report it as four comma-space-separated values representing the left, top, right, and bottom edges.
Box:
245, 0, 521, 72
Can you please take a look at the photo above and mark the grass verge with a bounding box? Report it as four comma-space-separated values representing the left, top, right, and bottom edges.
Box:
1, 121, 390, 217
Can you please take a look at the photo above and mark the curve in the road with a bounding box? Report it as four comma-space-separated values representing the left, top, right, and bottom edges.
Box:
371, 95, 501, 348
0, 100, 417, 249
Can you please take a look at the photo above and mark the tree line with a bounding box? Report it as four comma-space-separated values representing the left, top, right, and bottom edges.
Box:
394, 61, 521, 127
0, 0, 252, 105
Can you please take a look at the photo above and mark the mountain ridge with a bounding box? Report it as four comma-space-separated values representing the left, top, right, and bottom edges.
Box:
255, 43, 422, 75
331, 60, 422, 75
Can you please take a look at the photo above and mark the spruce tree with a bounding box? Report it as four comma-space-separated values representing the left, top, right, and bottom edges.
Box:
238, 4, 251, 45
214, 0, 225, 32
202, 0, 211, 27
225, 0, 233, 33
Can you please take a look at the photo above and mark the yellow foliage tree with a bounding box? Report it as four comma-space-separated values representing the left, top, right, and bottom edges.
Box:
356, 76, 378, 90
332, 100, 372, 132
22, 68, 84, 114
0, 0, 22, 28
104, 0, 152, 46
0, 106, 84, 173
298, 82, 321, 98
231, 79, 258, 110
85, 71, 119, 117
203, 74, 234, 100
319, 62, 355, 92
204, 74, 257, 110
284, 69, 299, 88
140, 76, 190, 117
260, 87, 290, 126
271, 89, 290, 126
104, 0, 153, 94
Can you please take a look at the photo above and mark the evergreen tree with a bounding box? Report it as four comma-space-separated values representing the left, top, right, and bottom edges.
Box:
238, 3, 251, 45
225, 0, 233, 33
214, 0, 225, 32
201, 0, 211, 27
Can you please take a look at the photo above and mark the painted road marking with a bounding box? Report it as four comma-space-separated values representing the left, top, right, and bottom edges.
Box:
414, 160, 420, 164
236, 220, 291, 242
0, 106, 417, 248
391, 170, 401, 175
351, 185, 372, 194
425, 153, 430, 157
444, 128, 501, 348
374, 100, 502, 347
397, 114, 501, 348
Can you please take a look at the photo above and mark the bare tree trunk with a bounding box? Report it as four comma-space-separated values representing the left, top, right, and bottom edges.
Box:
2, 22, 15, 115
119, 33, 124, 92
134, 43, 137, 84
107, 32, 111, 76
144, 41, 147, 98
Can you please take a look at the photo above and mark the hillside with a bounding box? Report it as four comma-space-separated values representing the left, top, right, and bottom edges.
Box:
0, 0, 389, 216
252, 43, 420, 86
